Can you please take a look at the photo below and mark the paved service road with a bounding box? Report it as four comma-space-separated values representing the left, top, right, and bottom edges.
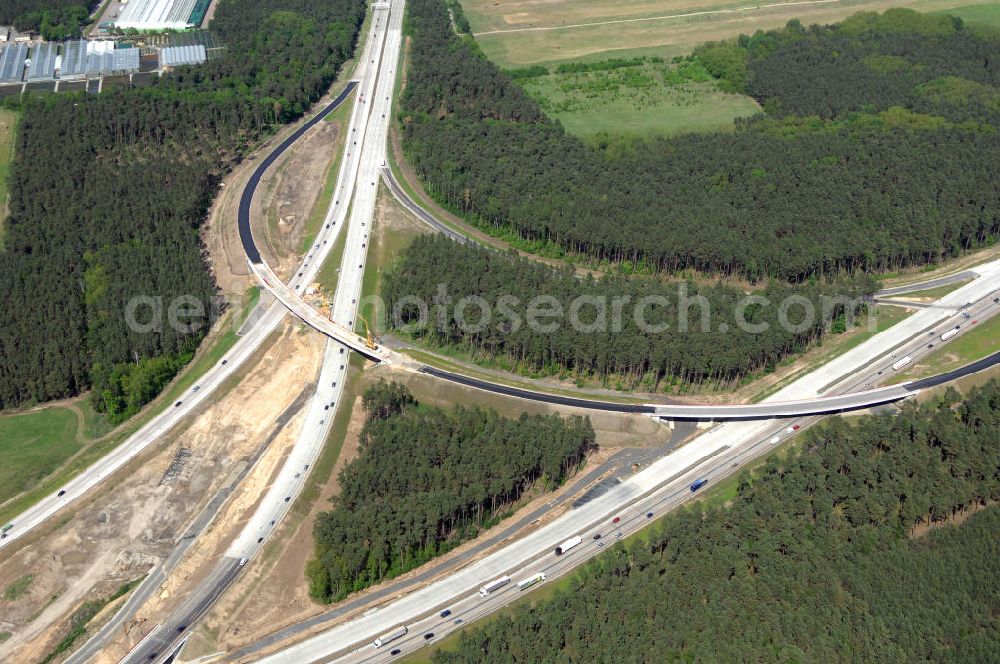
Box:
380, 166, 469, 243
876, 270, 976, 297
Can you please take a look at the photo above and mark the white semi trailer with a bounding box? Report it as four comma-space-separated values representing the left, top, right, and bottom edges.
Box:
554, 535, 582, 555
891, 356, 913, 371
478, 575, 511, 597
373, 626, 407, 648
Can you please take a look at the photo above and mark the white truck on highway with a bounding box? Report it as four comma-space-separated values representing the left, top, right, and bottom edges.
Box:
373, 626, 407, 648
891, 356, 913, 371
554, 535, 582, 555
941, 328, 959, 342
478, 576, 511, 597
517, 572, 546, 590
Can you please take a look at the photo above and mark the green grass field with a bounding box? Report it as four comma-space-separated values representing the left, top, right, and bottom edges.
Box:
0, 407, 82, 506
519, 59, 760, 137
0, 108, 17, 251
750, 303, 911, 402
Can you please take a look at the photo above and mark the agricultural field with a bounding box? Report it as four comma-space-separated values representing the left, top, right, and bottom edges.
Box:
517, 58, 760, 137
463, 0, 998, 66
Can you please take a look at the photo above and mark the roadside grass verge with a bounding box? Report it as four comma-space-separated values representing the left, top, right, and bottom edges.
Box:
357, 188, 426, 334
399, 347, 646, 406
384, 137, 476, 246
750, 304, 910, 403
36, 576, 144, 664
395, 301, 909, 406
890, 313, 1000, 384
884, 278, 974, 301
315, 201, 351, 295
300, 97, 355, 254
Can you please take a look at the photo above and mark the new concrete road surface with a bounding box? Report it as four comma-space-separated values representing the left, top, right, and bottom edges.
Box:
253, 259, 1000, 664
116, 5, 403, 663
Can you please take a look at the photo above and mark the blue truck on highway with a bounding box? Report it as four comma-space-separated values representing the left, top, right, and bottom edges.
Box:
689, 478, 708, 492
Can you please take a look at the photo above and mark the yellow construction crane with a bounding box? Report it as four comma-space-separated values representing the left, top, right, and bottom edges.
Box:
357, 311, 380, 350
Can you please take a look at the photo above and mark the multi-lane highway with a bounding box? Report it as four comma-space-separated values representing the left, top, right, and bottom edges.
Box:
7, 0, 998, 660
115, 5, 403, 662
249, 259, 1000, 663
0, 301, 289, 553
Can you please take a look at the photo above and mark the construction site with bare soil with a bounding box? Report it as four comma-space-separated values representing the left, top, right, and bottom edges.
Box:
0, 321, 325, 663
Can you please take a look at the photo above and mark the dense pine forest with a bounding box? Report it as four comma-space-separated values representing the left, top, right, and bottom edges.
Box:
433, 380, 1000, 663
307, 381, 595, 602
0, 0, 365, 412
401, 3, 1000, 282
384, 236, 875, 389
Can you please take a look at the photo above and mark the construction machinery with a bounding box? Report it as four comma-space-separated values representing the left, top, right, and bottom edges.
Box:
357, 311, 380, 351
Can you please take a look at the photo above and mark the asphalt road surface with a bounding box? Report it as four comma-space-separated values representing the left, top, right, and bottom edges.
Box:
876, 270, 976, 297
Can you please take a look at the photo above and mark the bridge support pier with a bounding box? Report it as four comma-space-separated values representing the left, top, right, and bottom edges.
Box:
656, 417, 716, 430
